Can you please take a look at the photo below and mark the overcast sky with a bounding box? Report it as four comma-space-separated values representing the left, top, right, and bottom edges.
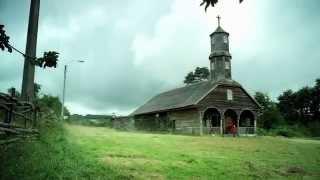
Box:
1, 0, 319, 115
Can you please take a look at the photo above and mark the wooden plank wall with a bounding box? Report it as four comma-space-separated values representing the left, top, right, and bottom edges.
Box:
168, 109, 200, 134
198, 85, 259, 110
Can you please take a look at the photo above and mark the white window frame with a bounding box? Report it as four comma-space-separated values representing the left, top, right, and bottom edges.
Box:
227, 89, 233, 101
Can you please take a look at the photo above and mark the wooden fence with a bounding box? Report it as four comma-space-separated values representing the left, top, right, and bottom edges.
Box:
0, 89, 39, 141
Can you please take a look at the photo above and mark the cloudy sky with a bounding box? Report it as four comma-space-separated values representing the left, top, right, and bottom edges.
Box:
1, 0, 319, 115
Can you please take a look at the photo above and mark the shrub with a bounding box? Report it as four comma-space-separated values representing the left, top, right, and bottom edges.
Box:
269, 126, 306, 138
256, 128, 268, 136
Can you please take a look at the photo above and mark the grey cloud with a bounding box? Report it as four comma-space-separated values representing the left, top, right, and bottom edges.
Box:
1, 0, 319, 115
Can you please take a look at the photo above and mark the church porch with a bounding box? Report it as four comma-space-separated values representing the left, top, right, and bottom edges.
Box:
200, 108, 257, 136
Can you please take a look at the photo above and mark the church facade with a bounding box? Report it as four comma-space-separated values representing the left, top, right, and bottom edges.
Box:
131, 20, 261, 135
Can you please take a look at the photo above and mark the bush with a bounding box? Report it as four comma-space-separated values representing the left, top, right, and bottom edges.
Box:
268, 126, 306, 138
256, 128, 268, 136
307, 121, 320, 137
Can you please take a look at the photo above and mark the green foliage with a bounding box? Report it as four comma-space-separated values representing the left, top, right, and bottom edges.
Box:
277, 79, 320, 136
200, 0, 244, 11
0, 24, 12, 53
1, 25, 59, 68
254, 92, 285, 130
36, 94, 70, 118
36, 51, 59, 68
0, 122, 125, 179
184, 72, 195, 84
268, 126, 303, 138
184, 67, 210, 85
307, 121, 320, 137
68, 114, 113, 127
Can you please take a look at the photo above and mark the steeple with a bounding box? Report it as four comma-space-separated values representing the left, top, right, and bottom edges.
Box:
209, 16, 232, 81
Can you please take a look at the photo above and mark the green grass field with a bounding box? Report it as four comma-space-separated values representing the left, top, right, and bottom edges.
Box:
1, 124, 320, 179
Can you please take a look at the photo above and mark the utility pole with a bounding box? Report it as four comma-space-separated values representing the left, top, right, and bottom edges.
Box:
61, 65, 67, 120
21, 0, 40, 102
60, 60, 85, 120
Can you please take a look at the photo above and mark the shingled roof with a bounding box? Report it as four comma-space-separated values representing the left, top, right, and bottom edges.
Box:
131, 79, 247, 116
210, 26, 229, 36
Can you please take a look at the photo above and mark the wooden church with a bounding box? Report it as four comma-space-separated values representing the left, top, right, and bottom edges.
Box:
131, 17, 261, 135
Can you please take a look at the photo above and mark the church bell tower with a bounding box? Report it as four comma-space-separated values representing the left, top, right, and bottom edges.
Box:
209, 16, 232, 81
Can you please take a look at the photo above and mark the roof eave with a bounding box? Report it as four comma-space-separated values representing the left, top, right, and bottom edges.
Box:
132, 105, 197, 116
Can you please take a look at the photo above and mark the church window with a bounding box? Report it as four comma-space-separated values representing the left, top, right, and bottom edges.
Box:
223, 36, 228, 43
227, 89, 233, 101
225, 61, 230, 69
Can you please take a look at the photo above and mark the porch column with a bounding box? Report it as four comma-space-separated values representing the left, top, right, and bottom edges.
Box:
220, 109, 224, 135
254, 113, 257, 134
199, 111, 203, 136
236, 110, 240, 136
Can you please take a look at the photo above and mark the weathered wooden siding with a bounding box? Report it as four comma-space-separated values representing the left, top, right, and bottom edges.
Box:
134, 112, 170, 131
169, 109, 199, 127
198, 85, 259, 110
113, 116, 134, 130
134, 114, 157, 131
168, 108, 200, 134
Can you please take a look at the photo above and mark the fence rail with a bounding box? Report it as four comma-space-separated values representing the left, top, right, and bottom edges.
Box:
0, 90, 39, 137
238, 127, 255, 134
174, 126, 256, 135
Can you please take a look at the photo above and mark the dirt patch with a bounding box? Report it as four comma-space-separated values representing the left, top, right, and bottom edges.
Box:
274, 166, 308, 177
286, 166, 306, 175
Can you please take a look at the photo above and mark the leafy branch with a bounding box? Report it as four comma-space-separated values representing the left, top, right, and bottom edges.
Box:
0, 24, 58, 69
200, 0, 244, 11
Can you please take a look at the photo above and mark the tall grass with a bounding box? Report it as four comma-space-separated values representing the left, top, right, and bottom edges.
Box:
0, 122, 130, 180
1, 123, 320, 179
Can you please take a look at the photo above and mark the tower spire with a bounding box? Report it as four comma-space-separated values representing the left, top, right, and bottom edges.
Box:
209, 15, 232, 81
217, 15, 221, 27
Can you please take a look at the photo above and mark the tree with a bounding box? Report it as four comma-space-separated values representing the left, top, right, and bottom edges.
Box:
278, 90, 297, 124
254, 92, 284, 129
37, 94, 70, 118
278, 78, 320, 127
184, 72, 195, 84
200, 0, 244, 11
311, 79, 320, 120
184, 67, 210, 85
254, 92, 272, 110
0, 24, 12, 52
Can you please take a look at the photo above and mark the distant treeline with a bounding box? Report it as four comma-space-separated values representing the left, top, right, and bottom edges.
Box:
68, 114, 113, 127
255, 78, 320, 137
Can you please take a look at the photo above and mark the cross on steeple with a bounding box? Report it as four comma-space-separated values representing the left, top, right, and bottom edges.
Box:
217, 15, 221, 27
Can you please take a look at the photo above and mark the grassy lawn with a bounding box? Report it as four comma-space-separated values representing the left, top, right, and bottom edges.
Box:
1, 124, 320, 179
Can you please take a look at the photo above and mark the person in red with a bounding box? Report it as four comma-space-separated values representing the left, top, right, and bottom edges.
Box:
231, 122, 237, 137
